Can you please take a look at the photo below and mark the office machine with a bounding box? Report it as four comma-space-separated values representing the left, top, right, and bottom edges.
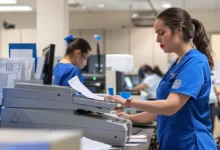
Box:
83, 73, 105, 93
105, 68, 126, 95
1, 83, 132, 146
81, 54, 106, 74
42, 44, 55, 85
83, 70, 125, 94
0, 129, 81, 150
106, 54, 133, 73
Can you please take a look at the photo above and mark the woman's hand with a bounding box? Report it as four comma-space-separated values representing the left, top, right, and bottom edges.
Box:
105, 95, 127, 106
117, 112, 131, 119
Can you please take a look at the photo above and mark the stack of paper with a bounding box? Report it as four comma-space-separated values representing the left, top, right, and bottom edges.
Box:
128, 135, 148, 143
125, 143, 141, 146
68, 76, 104, 101
81, 137, 112, 150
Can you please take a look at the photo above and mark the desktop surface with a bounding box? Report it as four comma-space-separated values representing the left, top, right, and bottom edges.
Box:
114, 128, 155, 150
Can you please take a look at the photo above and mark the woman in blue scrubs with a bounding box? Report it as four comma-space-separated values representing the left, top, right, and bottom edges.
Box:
53, 35, 91, 86
106, 7, 217, 150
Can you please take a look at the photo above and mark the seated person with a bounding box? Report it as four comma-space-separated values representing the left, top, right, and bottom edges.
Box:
53, 35, 91, 86
133, 65, 163, 99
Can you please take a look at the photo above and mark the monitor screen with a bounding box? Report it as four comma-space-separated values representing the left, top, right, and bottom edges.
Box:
42, 44, 55, 85
81, 54, 106, 74
124, 76, 133, 90
116, 71, 125, 94
131, 75, 140, 86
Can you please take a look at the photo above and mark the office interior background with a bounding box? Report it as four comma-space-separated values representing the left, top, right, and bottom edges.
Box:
0, 0, 220, 139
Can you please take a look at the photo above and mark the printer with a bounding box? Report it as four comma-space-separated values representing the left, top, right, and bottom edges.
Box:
1, 83, 132, 146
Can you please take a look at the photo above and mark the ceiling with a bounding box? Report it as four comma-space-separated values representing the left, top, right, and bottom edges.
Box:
8, 0, 220, 12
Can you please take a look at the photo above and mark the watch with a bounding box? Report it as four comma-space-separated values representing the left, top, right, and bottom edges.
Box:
125, 97, 132, 108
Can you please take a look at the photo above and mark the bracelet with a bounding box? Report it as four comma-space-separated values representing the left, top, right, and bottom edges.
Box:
125, 98, 132, 108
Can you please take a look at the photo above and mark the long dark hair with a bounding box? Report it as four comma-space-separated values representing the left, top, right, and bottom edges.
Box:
142, 65, 164, 77
65, 38, 91, 56
157, 7, 214, 70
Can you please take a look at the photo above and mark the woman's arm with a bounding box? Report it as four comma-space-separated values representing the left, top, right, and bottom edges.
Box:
106, 92, 189, 116
130, 92, 189, 116
132, 83, 148, 91
118, 112, 157, 123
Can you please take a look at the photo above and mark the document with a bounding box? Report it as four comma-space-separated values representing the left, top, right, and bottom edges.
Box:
125, 143, 140, 146
0, 73, 8, 91
35, 56, 45, 80
127, 135, 148, 143
81, 137, 112, 150
24, 58, 35, 80
5, 59, 26, 80
0, 59, 25, 90
10, 49, 33, 58
68, 76, 104, 101
7, 58, 34, 80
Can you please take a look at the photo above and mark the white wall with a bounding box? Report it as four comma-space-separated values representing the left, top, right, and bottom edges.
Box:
0, 9, 219, 72
1, 27, 168, 72
0, 12, 36, 29
0, 10, 220, 31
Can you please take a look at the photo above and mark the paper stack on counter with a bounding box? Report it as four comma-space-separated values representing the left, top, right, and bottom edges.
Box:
81, 137, 112, 150
128, 134, 148, 143
68, 76, 104, 101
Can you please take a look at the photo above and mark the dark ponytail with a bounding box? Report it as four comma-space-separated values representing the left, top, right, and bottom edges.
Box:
157, 7, 214, 70
191, 19, 214, 70
153, 66, 164, 77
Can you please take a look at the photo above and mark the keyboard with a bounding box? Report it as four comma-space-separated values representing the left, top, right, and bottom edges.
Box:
132, 127, 142, 135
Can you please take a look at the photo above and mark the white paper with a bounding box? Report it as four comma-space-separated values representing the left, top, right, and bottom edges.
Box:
0, 73, 8, 90
0, 59, 25, 91
125, 143, 140, 146
81, 137, 112, 150
128, 135, 148, 143
68, 76, 104, 101
130, 135, 147, 138
7, 73, 19, 87
35, 56, 45, 80
24, 58, 35, 80
6, 59, 30, 80
10, 49, 33, 58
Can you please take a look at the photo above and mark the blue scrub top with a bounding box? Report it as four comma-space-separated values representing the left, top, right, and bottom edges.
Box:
53, 63, 83, 86
156, 50, 216, 150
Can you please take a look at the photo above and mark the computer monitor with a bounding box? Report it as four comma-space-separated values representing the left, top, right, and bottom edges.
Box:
131, 75, 140, 86
124, 76, 133, 90
81, 54, 106, 74
42, 44, 55, 85
116, 71, 126, 94
83, 74, 105, 93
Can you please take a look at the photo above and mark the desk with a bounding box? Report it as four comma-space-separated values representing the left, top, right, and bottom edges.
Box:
114, 128, 155, 150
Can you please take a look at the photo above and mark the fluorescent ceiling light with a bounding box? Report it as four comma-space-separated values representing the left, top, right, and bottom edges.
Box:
162, 3, 172, 8
0, 0, 17, 4
0, 6, 32, 12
